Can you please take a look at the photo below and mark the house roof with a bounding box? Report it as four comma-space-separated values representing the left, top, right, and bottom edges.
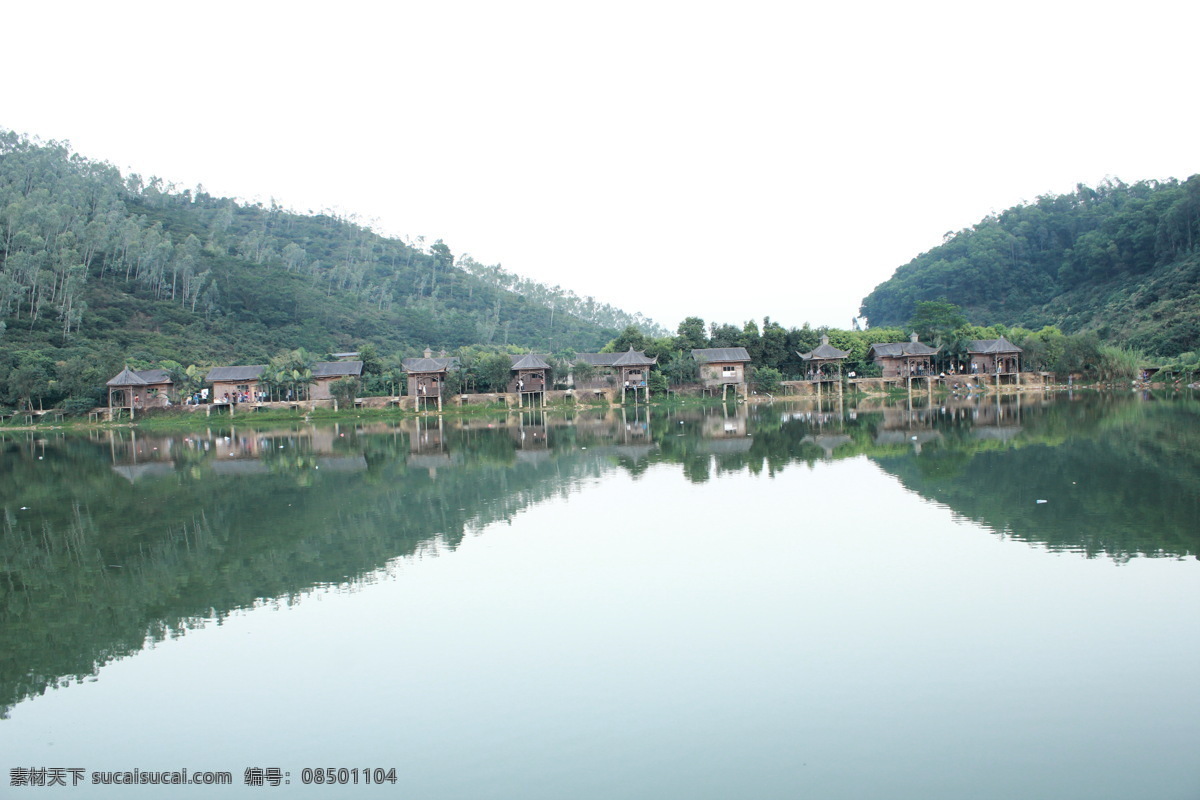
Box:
107, 367, 148, 387
611, 347, 657, 367
511, 353, 551, 370
108, 367, 173, 387
867, 341, 941, 358
574, 353, 622, 367
312, 361, 363, 378
402, 357, 458, 373
206, 365, 267, 382
799, 336, 850, 361
691, 347, 751, 364
968, 336, 1022, 354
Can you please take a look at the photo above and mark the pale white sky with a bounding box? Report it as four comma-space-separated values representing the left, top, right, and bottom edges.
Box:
4, 1, 1196, 333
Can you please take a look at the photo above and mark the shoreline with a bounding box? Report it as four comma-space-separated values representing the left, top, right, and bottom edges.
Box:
3, 383, 1193, 434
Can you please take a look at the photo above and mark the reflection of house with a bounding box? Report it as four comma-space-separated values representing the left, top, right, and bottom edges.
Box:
106, 428, 175, 478
207, 365, 266, 403
512, 414, 549, 452
798, 335, 850, 381
692, 348, 751, 395
800, 433, 853, 459
311, 361, 364, 400
874, 404, 942, 452
403, 349, 460, 410
967, 337, 1021, 380
695, 437, 753, 455
407, 416, 453, 475
702, 414, 747, 438
867, 334, 940, 379
106, 368, 173, 418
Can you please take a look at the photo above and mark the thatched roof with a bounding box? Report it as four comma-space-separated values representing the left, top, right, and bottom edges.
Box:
692, 347, 751, 364
402, 357, 458, 373
575, 353, 622, 367
967, 337, 1022, 354
799, 335, 849, 361
312, 361, 363, 378
511, 353, 551, 370
206, 365, 267, 382
107, 367, 173, 387
867, 339, 940, 358
611, 347, 657, 367
107, 367, 148, 387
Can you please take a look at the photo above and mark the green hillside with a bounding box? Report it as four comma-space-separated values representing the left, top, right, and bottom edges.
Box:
860, 177, 1200, 355
0, 131, 662, 408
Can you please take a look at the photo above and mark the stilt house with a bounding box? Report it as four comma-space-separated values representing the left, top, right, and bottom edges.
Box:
866, 334, 940, 378
798, 335, 850, 381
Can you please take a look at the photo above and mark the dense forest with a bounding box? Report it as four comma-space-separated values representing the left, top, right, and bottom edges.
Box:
860, 177, 1200, 356
0, 131, 664, 408
4, 129, 1196, 413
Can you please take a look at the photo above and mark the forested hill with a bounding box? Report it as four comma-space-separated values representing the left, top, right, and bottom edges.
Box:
0, 131, 662, 372
860, 177, 1200, 355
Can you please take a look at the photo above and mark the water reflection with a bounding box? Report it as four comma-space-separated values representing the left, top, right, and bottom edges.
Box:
1, 392, 1197, 718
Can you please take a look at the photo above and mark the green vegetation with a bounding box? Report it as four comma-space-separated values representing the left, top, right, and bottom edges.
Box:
0, 131, 664, 411
4, 129, 1193, 414
861, 177, 1200, 356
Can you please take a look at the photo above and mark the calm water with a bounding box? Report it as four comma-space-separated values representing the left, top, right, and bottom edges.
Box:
1, 392, 1198, 799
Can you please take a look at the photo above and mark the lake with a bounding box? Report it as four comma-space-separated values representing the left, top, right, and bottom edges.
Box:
1, 391, 1198, 799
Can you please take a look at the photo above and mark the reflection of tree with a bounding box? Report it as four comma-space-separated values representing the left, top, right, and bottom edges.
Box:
2, 395, 1196, 719
0, 426, 607, 718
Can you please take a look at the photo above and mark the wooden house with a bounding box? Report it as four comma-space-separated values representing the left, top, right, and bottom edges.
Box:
402, 348, 460, 410
866, 334, 940, 379
572, 348, 657, 402
206, 365, 267, 404
106, 367, 174, 419
967, 337, 1022, 379
691, 347, 751, 397
798, 334, 850, 381
509, 353, 551, 406
311, 361, 364, 400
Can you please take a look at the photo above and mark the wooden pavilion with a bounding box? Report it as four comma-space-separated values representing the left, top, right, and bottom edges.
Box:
571, 349, 658, 403
402, 348, 460, 411
106, 367, 173, 420
510, 353, 550, 407
967, 337, 1022, 385
799, 334, 850, 382
866, 333, 941, 381
612, 347, 657, 404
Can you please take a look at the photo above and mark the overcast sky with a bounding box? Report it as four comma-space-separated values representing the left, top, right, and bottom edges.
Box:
4, 1, 1196, 333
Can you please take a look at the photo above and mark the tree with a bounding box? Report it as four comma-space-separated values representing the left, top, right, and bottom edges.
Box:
674, 317, 707, 351
572, 359, 596, 387
740, 319, 763, 363
475, 353, 514, 393
9, 355, 52, 410
603, 324, 648, 354
329, 377, 359, 407
752, 366, 782, 394
760, 318, 788, 370
661, 350, 698, 386
908, 300, 968, 346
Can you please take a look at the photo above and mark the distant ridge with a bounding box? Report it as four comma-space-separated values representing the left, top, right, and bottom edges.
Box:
860, 177, 1200, 356
0, 129, 663, 388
